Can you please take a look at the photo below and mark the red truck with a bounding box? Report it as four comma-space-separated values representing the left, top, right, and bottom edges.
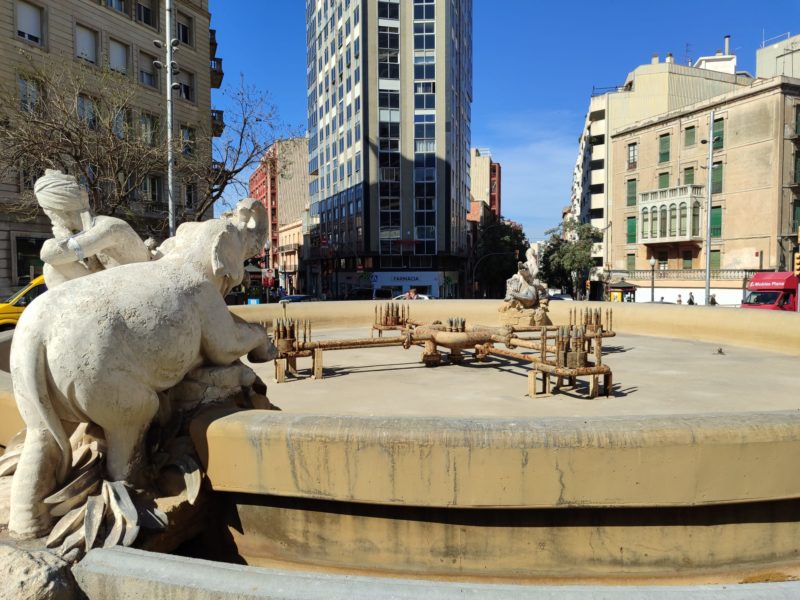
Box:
741, 272, 798, 311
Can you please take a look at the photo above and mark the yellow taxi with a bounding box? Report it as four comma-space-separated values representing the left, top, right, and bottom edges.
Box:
0, 275, 47, 331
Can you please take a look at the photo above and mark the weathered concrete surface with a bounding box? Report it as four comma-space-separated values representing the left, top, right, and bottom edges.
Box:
0, 542, 77, 600
71, 547, 800, 599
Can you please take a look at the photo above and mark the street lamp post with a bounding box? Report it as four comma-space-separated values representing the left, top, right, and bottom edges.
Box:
701, 110, 716, 305
649, 256, 656, 302
153, 0, 181, 237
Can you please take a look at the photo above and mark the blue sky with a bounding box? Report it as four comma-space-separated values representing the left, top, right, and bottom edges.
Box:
209, 0, 799, 241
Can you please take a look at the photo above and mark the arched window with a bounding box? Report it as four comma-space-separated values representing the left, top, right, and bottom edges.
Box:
669, 204, 677, 236
692, 202, 701, 236
679, 202, 687, 236
650, 207, 658, 238
641, 209, 649, 238
660, 205, 668, 237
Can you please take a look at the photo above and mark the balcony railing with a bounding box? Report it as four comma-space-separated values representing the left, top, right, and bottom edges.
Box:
210, 109, 225, 137
610, 269, 767, 281
639, 185, 704, 205
277, 243, 300, 253
210, 57, 224, 89
209, 29, 218, 57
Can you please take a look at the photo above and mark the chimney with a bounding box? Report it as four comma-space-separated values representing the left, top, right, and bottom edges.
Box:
651, 53, 659, 64
724, 34, 731, 55
666, 52, 674, 64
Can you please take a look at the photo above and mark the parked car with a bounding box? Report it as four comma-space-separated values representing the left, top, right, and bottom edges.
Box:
547, 293, 573, 301
280, 294, 315, 303
393, 294, 431, 300
0, 275, 47, 330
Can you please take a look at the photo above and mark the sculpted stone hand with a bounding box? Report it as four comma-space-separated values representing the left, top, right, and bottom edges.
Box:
8, 198, 274, 540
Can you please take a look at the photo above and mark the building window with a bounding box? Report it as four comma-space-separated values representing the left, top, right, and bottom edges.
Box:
626, 216, 636, 243
16, 1, 43, 45
658, 172, 669, 189
795, 151, 800, 184
659, 206, 667, 237
107, 0, 126, 13
679, 202, 687, 236
176, 11, 193, 46
378, 1, 399, 19
75, 24, 98, 64
682, 250, 692, 270
140, 174, 163, 205
627, 142, 637, 169
710, 206, 722, 238
139, 113, 159, 145
711, 161, 723, 194
626, 254, 636, 272
77, 94, 96, 129
709, 249, 721, 271
684, 126, 696, 147
136, 0, 156, 27
712, 118, 724, 150
177, 71, 194, 102
626, 179, 636, 206
669, 204, 677, 236
658, 133, 670, 163
18, 77, 40, 112
378, 25, 399, 79
112, 109, 130, 138
413, 21, 435, 50
109, 39, 128, 74
683, 166, 694, 185
180, 126, 195, 155
691, 202, 701, 237
139, 52, 157, 87
413, 0, 435, 20
641, 209, 648, 239
184, 181, 197, 209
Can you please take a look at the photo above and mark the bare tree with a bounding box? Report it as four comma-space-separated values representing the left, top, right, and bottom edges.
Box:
0, 51, 289, 237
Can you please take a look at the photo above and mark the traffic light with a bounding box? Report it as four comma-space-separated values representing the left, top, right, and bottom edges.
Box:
794, 252, 800, 277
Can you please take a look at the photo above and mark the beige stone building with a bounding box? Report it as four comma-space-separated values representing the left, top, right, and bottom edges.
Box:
609, 75, 800, 304
569, 40, 753, 298
0, 0, 222, 295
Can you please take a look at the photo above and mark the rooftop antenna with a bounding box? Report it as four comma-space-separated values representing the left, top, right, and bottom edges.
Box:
683, 42, 692, 66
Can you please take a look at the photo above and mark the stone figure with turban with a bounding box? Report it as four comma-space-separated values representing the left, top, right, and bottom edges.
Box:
36, 170, 152, 287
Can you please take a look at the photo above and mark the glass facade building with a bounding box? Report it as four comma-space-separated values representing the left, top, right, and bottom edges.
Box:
304, 0, 472, 297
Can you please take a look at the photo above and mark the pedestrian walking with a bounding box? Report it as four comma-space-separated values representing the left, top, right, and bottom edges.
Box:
709, 293, 718, 306
676, 294, 682, 305
687, 292, 695, 305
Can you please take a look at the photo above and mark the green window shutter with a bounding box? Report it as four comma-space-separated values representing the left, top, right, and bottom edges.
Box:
626, 179, 637, 206
659, 134, 670, 163
711, 161, 723, 193
709, 250, 721, 271
658, 172, 669, 189
683, 167, 694, 185
626, 216, 637, 243
684, 126, 695, 146
710, 206, 722, 238
795, 152, 800, 184
794, 201, 800, 229
713, 118, 724, 150
626, 254, 636, 271
796, 107, 800, 135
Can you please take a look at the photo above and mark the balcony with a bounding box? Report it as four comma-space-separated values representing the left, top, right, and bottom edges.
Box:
209, 29, 218, 58
210, 57, 224, 89
638, 185, 705, 245
211, 109, 225, 137
278, 243, 300, 254
611, 269, 766, 282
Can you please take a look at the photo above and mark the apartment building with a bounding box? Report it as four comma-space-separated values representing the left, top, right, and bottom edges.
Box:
304, 0, 472, 299
568, 39, 752, 299
469, 147, 501, 218
249, 137, 311, 293
0, 0, 222, 296
609, 75, 800, 303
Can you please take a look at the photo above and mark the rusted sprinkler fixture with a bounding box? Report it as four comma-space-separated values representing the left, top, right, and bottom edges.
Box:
372, 302, 410, 337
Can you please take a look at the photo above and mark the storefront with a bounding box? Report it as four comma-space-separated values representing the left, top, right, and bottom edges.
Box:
369, 271, 459, 299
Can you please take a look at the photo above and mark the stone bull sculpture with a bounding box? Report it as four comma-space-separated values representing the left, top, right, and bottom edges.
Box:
8, 198, 275, 539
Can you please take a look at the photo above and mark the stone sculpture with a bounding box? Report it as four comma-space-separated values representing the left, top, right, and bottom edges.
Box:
6, 197, 276, 545
499, 261, 551, 327
35, 169, 152, 288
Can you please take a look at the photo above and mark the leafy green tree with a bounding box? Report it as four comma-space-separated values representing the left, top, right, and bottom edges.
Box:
474, 218, 529, 298
539, 221, 602, 297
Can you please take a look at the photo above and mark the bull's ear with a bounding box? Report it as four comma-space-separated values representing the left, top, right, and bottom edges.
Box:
210, 226, 244, 285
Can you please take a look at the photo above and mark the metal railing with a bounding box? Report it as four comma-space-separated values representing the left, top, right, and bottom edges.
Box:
639, 185, 704, 204
610, 269, 766, 281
